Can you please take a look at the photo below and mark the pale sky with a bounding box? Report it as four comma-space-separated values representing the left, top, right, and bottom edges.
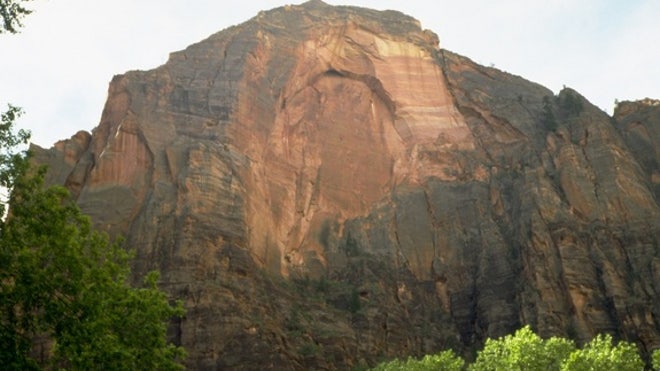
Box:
1, 0, 658, 148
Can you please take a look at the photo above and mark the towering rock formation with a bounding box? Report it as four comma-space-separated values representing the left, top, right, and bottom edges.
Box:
33, 1, 660, 369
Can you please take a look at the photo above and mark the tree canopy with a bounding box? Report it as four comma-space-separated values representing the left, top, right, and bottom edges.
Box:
469, 326, 575, 371
371, 349, 465, 371
0, 106, 185, 369
0, 0, 32, 33
371, 325, 656, 371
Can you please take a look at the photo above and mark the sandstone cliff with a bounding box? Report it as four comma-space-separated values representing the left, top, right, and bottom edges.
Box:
33, 1, 660, 369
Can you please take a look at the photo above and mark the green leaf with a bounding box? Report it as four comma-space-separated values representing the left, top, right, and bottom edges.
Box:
0, 105, 185, 369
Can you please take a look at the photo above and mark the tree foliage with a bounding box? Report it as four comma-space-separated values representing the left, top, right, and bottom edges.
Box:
541, 95, 558, 131
0, 0, 32, 33
469, 326, 575, 371
558, 89, 584, 116
0, 108, 185, 369
371, 325, 647, 371
0, 104, 30, 211
371, 349, 464, 371
560, 334, 644, 371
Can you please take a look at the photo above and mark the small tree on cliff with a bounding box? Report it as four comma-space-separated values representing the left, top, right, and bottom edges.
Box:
0, 107, 185, 369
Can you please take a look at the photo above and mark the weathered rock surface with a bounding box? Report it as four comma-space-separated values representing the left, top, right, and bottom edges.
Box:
33, 1, 660, 368
614, 98, 660, 202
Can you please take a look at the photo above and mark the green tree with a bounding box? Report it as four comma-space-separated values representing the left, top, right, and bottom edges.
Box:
371, 349, 464, 371
558, 89, 584, 116
371, 326, 650, 371
0, 108, 185, 369
541, 95, 558, 131
469, 326, 575, 371
653, 349, 660, 371
0, 0, 32, 33
560, 334, 644, 371
0, 105, 30, 210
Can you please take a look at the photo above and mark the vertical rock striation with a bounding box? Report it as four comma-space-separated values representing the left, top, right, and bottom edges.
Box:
33, 1, 659, 368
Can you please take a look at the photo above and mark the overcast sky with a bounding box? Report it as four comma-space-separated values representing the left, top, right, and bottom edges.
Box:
1, 0, 658, 147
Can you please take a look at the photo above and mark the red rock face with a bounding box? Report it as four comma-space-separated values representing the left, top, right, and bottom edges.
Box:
235, 18, 475, 278
33, 1, 660, 368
